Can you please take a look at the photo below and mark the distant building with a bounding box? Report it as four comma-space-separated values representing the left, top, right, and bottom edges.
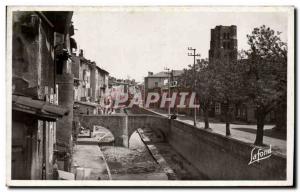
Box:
73, 100, 98, 115
208, 25, 238, 118
94, 66, 109, 104
73, 49, 109, 104
144, 70, 183, 91
208, 25, 275, 124
143, 70, 185, 110
107, 77, 142, 111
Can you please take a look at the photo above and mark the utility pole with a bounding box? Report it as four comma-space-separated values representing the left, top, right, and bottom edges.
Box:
164, 67, 171, 117
188, 47, 201, 127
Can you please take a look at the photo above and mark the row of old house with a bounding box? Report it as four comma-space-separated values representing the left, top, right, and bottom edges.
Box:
11, 11, 114, 180
71, 49, 110, 115
72, 53, 143, 115
11, 11, 144, 180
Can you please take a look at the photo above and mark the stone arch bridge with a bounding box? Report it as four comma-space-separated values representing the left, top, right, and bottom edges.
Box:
75, 114, 170, 147
74, 113, 287, 180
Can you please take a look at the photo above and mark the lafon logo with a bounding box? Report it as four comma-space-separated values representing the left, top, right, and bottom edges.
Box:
248, 145, 272, 165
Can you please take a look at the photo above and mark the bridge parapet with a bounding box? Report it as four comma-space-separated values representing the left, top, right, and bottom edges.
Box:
75, 114, 170, 147
168, 119, 286, 180
127, 115, 170, 140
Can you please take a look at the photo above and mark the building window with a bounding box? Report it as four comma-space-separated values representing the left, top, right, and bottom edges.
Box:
215, 103, 221, 115
155, 82, 158, 87
83, 70, 86, 81
88, 88, 91, 97
222, 42, 231, 50
223, 33, 229, 39
56, 60, 64, 74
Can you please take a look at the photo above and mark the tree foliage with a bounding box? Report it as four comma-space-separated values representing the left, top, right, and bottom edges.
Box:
242, 25, 287, 145
178, 58, 213, 129
209, 56, 245, 135
179, 25, 287, 143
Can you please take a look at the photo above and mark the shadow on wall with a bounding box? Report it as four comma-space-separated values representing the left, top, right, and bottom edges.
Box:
233, 127, 286, 140
168, 119, 286, 180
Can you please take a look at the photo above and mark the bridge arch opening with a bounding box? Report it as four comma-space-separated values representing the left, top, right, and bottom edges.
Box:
91, 125, 115, 146
128, 127, 166, 149
128, 130, 144, 150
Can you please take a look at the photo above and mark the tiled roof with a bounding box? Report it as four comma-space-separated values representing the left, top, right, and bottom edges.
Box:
12, 95, 69, 120
148, 70, 184, 78
74, 101, 98, 107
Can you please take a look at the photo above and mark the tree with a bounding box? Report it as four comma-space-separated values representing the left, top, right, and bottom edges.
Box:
243, 25, 287, 145
210, 57, 244, 136
178, 58, 213, 129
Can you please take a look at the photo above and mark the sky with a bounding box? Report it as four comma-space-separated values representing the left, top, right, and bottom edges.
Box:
72, 8, 288, 83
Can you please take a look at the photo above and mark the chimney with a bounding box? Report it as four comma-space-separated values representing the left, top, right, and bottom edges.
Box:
148, 72, 153, 76
79, 49, 83, 57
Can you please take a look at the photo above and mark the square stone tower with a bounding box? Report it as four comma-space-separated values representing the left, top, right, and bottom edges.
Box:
209, 25, 237, 64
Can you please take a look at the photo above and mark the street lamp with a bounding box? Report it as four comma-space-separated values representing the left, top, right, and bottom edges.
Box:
187, 47, 201, 127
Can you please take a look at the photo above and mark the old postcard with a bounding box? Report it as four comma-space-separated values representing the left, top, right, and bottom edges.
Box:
6, 6, 294, 187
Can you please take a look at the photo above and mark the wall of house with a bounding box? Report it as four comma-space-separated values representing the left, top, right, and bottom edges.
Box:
97, 70, 109, 103
11, 112, 55, 180
145, 76, 166, 90
90, 65, 96, 102
74, 103, 97, 115
11, 116, 36, 180
12, 12, 42, 97
78, 62, 91, 101
71, 54, 80, 79
12, 12, 58, 180
94, 69, 100, 101
56, 74, 74, 156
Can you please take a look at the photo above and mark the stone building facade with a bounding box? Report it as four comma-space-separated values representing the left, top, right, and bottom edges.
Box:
208, 25, 276, 123
209, 25, 238, 65
11, 11, 74, 179
144, 70, 183, 91
72, 49, 109, 113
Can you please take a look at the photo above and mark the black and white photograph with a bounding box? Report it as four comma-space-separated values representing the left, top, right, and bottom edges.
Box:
6, 6, 294, 187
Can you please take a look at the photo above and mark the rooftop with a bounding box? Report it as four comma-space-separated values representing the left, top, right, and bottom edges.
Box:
146, 70, 184, 78
12, 95, 69, 121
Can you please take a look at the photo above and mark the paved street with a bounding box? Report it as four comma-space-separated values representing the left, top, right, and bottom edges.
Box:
72, 144, 110, 180
149, 109, 286, 156
73, 129, 168, 180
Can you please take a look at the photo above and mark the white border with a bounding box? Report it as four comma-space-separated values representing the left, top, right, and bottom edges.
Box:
5, 5, 294, 187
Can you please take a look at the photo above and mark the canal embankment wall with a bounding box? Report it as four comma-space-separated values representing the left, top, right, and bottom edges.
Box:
130, 107, 287, 180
